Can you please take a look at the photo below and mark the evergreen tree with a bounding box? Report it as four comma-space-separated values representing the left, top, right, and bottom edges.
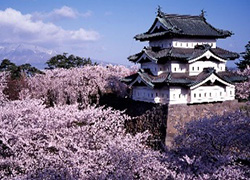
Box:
46, 53, 93, 69
0, 59, 16, 72
236, 41, 250, 70
0, 59, 44, 79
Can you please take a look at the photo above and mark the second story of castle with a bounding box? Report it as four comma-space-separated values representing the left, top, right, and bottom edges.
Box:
128, 10, 239, 76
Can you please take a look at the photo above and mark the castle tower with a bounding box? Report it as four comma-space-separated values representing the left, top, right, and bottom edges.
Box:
123, 9, 246, 104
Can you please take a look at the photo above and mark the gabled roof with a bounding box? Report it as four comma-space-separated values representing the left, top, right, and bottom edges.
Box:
135, 12, 232, 41
128, 45, 239, 63
121, 68, 247, 88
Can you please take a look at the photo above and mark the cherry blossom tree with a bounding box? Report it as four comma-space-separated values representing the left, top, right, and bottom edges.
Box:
171, 111, 250, 179
1, 98, 249, 179
235, 66, 250, 100
0, 99, 177, 179
0, 72, 8, 104
1, 63, 249, 179
20, 65, 133, 106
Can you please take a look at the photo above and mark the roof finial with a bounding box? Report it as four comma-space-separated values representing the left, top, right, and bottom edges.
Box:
157, 5, 164, 17
200, 9, 207, 19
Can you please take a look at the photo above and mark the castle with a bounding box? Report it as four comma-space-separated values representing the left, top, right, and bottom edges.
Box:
123, 9, 245, 105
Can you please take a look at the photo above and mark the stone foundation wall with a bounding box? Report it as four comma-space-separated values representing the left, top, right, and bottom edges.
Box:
165, 100, 246, 146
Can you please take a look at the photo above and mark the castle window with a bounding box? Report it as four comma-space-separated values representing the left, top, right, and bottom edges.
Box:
186, 43, 188, 47
204, 93, 206, 97
180, 43, 182, 47
179, 94, 181, 98
210, 92, 212, 97
199, 93, 201, 98
156, 92, 158, 96
197, 67, 199, 71
230, 91, 232, 95
220, 92, 222, 96
151, 93, 153, 97
174, 67, 177, 72
194, 93, 196, 98
192, 67, 194, 71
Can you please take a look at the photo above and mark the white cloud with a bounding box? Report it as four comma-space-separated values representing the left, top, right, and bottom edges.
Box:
53, 6, 78, 18
0, 8, 100, 46
82, 10, 92, 18
32, 6, 92, 21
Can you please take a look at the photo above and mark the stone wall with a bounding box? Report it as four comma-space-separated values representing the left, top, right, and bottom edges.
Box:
165, 100, 246, 146
99, 94, 248, 149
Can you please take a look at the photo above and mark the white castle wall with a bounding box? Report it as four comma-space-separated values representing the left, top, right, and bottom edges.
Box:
132, 86, 170, 104
169, 86, 188, 104
131, 84, 235, 105
170, 61, 188, 73
141, 62, 170, 75
189, 60, 226, 76
133, 36, 234, 105
141, 59, 225, 76
149, 38, 216, 49
172, 38, 216, 48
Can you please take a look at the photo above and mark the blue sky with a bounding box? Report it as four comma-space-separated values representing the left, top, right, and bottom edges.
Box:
0, 0, 249, 67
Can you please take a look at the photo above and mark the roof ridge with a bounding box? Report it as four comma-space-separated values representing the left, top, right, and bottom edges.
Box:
164, 13, 202, 19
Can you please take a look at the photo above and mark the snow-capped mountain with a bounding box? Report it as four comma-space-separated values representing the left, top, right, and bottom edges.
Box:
0, 43, 58, 69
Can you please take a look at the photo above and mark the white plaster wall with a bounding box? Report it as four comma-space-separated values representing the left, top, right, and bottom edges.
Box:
169, 86, 188, 104
149, 39, 173, 48
172, 38, 216, 48
225, 86, 235, 100
132, 86, 170, 104
132, 86, 154, 103
149, 38, 216, 49
189, 85, 235, 103
141, 59, 226, 75
171, 61, 188, 73
132, 85, 235, 104
141, 62, 170, 75
189, 60, 226, 76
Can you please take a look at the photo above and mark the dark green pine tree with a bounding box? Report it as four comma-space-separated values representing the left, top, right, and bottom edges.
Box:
46, 53, 92, 69
236, 41, 250, 71
0, 59, 16, 71
0, 59, 44, 79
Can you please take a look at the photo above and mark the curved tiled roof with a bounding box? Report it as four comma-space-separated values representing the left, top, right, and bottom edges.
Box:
135, 13, 232, 41
121, 68, 247, 88
128, 46, 239, 63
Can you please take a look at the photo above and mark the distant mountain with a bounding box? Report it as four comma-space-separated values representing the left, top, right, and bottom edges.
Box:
0, 43, 129, 69
0, 43, 58, 69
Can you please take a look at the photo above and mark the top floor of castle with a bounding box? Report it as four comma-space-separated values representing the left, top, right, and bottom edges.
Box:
134, 9, 232, 49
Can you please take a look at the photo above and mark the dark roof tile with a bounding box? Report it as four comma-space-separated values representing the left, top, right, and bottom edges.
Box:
128, 46, 239, 63
135, 13, 232, 41
122, 68, 247, 87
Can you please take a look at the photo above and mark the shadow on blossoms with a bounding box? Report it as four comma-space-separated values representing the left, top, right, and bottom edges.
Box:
167, 110, 250, 179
